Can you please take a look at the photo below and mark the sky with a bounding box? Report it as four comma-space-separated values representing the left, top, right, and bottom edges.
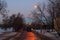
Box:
5, 0, 47, 17
0, 0, 48, 23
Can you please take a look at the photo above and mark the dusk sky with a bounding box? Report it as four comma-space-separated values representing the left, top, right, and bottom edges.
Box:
5, 0, 47, 17
0, 0, 48, 23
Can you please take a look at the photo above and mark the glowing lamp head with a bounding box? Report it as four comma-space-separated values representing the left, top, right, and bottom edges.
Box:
34, 5, 38, 9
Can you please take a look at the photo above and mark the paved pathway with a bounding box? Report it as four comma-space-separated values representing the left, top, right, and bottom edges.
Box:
0, 32, 39, 40
0, 31, 54, 40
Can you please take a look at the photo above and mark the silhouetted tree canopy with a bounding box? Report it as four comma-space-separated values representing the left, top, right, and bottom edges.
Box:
2, 13, 24, 32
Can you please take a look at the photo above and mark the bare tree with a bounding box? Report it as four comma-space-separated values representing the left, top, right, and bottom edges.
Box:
0, 0, 7, 17
29, 3, 53, 32
48, 0, 60, 36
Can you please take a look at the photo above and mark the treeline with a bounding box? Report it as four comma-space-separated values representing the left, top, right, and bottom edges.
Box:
1, 13, 24, 31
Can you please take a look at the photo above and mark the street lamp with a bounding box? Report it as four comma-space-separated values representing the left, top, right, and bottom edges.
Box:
34, 5, 38, 9
33, 4, 43, 33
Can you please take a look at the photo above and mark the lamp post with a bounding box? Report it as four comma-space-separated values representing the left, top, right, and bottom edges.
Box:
34, 5, 43, 33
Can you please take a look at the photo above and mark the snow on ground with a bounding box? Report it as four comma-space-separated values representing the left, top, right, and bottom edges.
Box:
0, 32, 17, 40
0, 32, 3, 34
35, 30, 60, 40
3, 32, 17, 36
